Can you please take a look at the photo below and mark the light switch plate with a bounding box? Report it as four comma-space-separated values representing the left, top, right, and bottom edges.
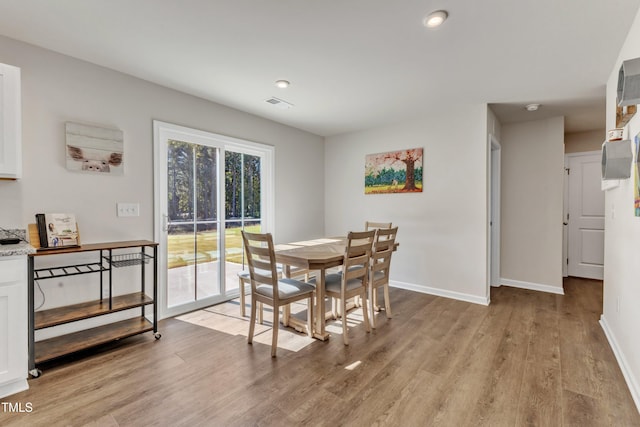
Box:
117, 202, 139, 217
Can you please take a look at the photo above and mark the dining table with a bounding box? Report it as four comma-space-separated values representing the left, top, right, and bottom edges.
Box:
274, 236, 398, 341
274, 237, 345, 340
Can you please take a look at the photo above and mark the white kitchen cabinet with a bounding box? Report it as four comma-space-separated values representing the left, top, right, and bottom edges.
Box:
0, 256, 28, 398
0, 63, 22, 179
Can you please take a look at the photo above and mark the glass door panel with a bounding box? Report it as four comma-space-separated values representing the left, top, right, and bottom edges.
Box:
224, 152, 262, 290
166, 140, 220, 309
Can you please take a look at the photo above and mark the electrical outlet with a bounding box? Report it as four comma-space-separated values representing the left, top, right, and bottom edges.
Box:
117, 202, 140, 217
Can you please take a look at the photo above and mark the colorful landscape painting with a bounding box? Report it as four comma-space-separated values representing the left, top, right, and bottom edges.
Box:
365, 148, 423, 194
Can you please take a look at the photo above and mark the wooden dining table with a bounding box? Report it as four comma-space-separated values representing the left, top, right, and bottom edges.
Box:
275, 237, 347, 340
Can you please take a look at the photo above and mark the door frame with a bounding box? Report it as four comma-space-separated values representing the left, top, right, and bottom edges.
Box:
563, 149, 604, 279
153, 120, 274, 320
488, 134, 502, 293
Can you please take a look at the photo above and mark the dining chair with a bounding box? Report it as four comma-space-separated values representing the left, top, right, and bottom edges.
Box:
368, 226, 398, 328
351, 221, 391, 308
242, 231, 315, 357
365, 221, 392, 232
238, 267, 281, 322
238, 266, 309, 322
323, 230, 375, 345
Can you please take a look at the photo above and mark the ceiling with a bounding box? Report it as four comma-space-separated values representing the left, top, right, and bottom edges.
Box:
0, 0, 639, 137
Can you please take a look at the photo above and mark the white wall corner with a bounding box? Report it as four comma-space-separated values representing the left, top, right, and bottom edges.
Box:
500, 278, 565, 295
600, 315, 640, 413
390, 280, 490, 306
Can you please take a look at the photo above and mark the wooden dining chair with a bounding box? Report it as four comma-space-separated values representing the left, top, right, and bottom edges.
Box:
238, 265, 309, 322
365, 221, 392, 232
368, 226, 398, 328
323, 230, 375, 345
351, 221, 391, 308
238, 267, 281, 322
242, 231, 315, 357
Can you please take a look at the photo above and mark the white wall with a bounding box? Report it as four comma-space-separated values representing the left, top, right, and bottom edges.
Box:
324, 104, 490, 304
500, 117, 565, 293
0, 36, 324, 310
602, 6, 640, 411
0, 35, 325, 241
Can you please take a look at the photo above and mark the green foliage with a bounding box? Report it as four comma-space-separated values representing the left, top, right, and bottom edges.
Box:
365, 166, 423, 187
168, 141, 261, 222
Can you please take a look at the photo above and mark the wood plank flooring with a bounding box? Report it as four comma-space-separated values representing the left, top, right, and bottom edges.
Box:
1, 277, 638, 426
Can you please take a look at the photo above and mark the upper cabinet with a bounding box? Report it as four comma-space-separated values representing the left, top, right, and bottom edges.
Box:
0, 63, 21, 180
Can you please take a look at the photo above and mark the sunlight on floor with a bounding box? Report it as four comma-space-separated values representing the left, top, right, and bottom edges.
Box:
176, 300, 316, 353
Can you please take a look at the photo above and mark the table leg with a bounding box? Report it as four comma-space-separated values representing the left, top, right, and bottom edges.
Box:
314, 269, 330, 340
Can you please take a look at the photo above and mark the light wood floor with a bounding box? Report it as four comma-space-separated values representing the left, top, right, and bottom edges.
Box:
2, 277, 639, 426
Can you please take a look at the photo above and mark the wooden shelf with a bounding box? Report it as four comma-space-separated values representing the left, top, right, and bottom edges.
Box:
30, 240, 158, 257
34, 292, 153, 329
34, 317, 153, 364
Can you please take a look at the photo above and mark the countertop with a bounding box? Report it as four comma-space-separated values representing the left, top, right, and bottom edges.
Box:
0, 228, 36, 256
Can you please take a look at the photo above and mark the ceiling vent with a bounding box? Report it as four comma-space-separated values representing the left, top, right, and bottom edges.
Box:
265, 97, 294, 109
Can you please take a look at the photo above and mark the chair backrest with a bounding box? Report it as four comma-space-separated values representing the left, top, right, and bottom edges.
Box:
371, 226, 398, 284
241, 231, 280, 298
365, 221, 392, 231
342, 230, 376, 286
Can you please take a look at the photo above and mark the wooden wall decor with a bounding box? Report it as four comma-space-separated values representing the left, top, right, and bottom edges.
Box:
616, 103, 637, 128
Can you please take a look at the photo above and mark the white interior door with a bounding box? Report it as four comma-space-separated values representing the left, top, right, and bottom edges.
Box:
567, 151, 605, 279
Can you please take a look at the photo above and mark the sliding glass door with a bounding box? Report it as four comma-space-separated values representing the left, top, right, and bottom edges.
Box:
154, 121, 273, 319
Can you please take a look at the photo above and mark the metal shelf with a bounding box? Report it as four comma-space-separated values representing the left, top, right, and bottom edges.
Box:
34, 262, 107, 280
103, 252, 152, 268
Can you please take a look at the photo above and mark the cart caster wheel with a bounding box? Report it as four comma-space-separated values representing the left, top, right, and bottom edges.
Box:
29, 369, 42, 378
154, 332, 162, 340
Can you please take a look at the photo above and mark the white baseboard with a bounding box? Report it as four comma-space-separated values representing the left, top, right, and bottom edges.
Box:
390, 280, 490, 306
0, 378, 28, 400
500, 278, 565, 295
600, 315, 640, 414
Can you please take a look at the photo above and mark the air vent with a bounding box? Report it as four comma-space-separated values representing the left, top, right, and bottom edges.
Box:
265, 97, 294, 109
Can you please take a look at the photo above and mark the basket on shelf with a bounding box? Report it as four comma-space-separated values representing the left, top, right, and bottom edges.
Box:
105, 252, 152, 268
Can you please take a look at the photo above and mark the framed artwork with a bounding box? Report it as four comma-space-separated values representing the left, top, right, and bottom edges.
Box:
65, 122, 124, 175
365, 148, 423, 194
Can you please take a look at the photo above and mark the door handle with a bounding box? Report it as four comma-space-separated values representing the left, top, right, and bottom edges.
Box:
162, 214, 169, 232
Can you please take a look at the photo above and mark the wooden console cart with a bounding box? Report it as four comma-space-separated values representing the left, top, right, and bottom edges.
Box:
27, 240, 159, 377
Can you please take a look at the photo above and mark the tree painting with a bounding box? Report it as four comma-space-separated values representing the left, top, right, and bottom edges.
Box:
365, 148, 423, 194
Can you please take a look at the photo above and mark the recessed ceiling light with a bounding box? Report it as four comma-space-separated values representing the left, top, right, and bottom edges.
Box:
275, 80, 290, 88
525, 103, 540, 112
423, 10, 448, 28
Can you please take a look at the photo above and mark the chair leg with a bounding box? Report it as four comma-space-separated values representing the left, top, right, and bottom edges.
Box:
248, 296, 257, 345
239, 277, 246, 317
383, 284, 392, 318
369, 285, 377, 329
283, 304, 290, 327
341, 298, 349, 345
258, 302, 263, 324
271, 304, 279, 357
331, 297, 338, 319
361, 290, 371, 333
307, 295, 314, 338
